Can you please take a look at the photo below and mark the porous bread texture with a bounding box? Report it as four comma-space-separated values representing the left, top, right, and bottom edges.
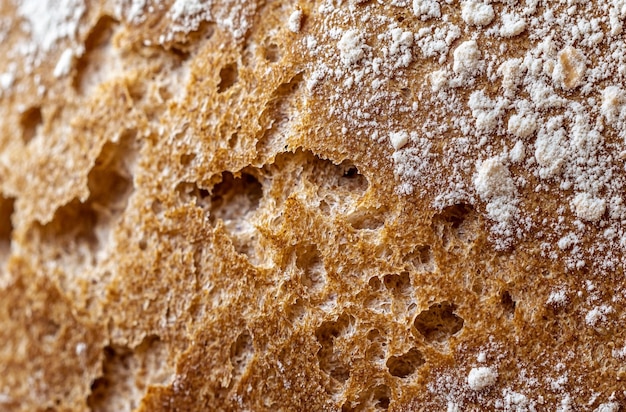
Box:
0, 0, 625, 411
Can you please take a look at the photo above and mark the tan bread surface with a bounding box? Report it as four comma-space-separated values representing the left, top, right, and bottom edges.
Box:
0, 0, 625, 411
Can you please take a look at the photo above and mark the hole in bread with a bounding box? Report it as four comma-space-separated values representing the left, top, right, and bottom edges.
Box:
88, 336, 172, 411
168, 46, 191, 60
315, 314, 354, 385
87, 375, 109, 409
405, 245, 434, 272
373, 385, 391, 410
188, 297, 206, 323
263, 149, 369, 219
472, 276, 484, 295
386, 347, 425, 378
179, 153, 196, 166
41, 320, 61, 342
436, 203, 473, 229
210, 172, 262, 224
176, 181, 211, 209
151, 199, 164, 216
383, 272, 411, 294
157, 85, 173, 103
84, 15, 117, 52
501, 290, 516, 318
228, 132, 239, 148
347, 208, 385, 230
88, 136, 135, 210
364, 294, 392, 314
73, 15, 120, 95
43, 199, 99, 255
285, 298, 307, 324
0, 196, 14, 264
305, 154, 369, 213
296, 244, 327, 293
400, 87, 411, 99
364, 276, 392, 314
255, 74, 304, 160
155, 21, 215, 58
218, 63, 239, 93
230, 330, 254, 383
369, 276, 383, 290
413, 302, 464, 343
126, 80, 146, 103
340, 165, 368, 190
345, 384, 392, 411
365, 328, 387, 363
264, 42, 281, 62
209, 171, 267, 265
339, 166, 368, 199
433, 203, 477, 246
33, 130, 137, 280
274, 72, 304, 97
20, 106, 43, 144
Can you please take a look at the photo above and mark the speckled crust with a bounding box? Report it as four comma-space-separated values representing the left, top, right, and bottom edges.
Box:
0, 0, 625, 411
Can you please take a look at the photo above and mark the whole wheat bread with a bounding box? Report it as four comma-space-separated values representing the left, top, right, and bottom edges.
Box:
0, 0, 625, 411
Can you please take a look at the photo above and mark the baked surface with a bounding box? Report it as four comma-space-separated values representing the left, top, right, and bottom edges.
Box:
1, 0, 625, 410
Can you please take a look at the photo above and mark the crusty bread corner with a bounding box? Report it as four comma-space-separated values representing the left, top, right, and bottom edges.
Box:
1, 0, 625, 411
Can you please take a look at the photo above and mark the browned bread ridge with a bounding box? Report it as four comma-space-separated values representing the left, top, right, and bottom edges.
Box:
1, 0, 625, 411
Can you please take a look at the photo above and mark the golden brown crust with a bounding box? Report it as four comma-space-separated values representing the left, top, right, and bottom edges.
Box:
1, 0, 626, 411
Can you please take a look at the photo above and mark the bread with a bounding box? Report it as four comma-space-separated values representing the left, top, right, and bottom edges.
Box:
1, 0, 625, 410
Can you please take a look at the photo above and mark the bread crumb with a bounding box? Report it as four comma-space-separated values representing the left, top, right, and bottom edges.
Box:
124, 0, 148, 24
496, 389, 535, 411
612, 345, 626, 360
474, 157, 518, 226
547, 288, 568, 307
453, 40, 482, 77
571, 192, 606, 223
509, 141, 526, 163
75, 342, 87, 356
288, 9, 303, 33
429, 69, 448, 91
595, 402, 620, 412
500, 13, 527, 37
447, 400, 461, 412
0, 70, 15, 91
468, 90, 504, 133
557, 394, 573, 412
386, 27, 414, 68
508, 113, 537, 139
390, 131, 409, 150
17, 0, 86, 53
413, 0, 441, 20
170, 0, 206, 22
553, 46, 587, 90
53, 48, 74, 78
534, 124, 567, 179
415, 23, 461, 62
338, 29, 367, 67
600, 86, 625, 123
498, 58, 524, 96
461, 1, 494, 27
467, 366, 498, 391
585, 305, 613, 327
557, 233, 579, 250
475, 158, 514, 200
